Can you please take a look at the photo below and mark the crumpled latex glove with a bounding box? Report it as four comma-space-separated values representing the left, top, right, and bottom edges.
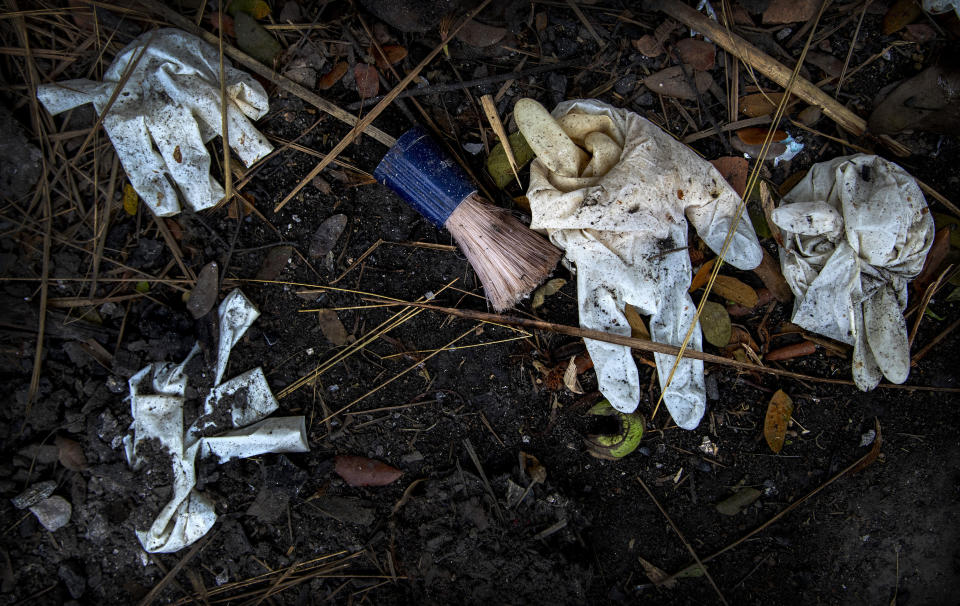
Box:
523, 99, 762, 430
771, 154, 935, 391
123, 290, 308, 553
36, 28, 273, 216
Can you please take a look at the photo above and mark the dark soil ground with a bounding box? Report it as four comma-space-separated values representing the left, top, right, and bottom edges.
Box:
1, 1, 959, 605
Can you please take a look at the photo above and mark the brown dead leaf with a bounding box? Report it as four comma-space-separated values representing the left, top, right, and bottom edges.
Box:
903, 23, 937, 43
883, 0, 922, 35
765, 340, 817, 361
701, 301, 732, 347
186, 261, 219, 319
739, 92, 785, 118
563, 356, 584, 395
371, 44, 407, 69
624, 304, 650, 339
762, 0, 818, 24
532, 278, 566, 310
778, 170, 808, 198
254, 245, 292, 281
689, 257, 717, 293
354, 64, 379, 98
754, 248, 792, 302
535, 11, 548, 32
334, 455, 402, 487
712, 275, 759, 308
55, 435, 87, 471
456, 19, 507, 47
710, 156, 749, 197
764, 389, 794, 453
806, 51, 844, 79
638, 557, 677, 588
675, 38, 715, 71
309, 214, 348, 259
851, 419, 883, 473
318, 61, 348, 90
632, 35, 663, 57
317, 309, 350, 346
736, 126, 787, 145
643, 66, 713, 101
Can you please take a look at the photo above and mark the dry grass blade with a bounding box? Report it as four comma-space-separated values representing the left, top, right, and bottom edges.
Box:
273, 0, 494, 212
480, 93, 520, 187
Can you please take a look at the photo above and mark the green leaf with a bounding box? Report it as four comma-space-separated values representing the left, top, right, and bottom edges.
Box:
749, 205, 771, 239
234, 11, 281, 64
135, 281, 150, 294
486, 131, 535, 189
924, 307, 945, 321
228, 0, 271, 19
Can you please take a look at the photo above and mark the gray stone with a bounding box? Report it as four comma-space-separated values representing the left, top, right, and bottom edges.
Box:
58, 560, 86, 599
29, 495, 72, 531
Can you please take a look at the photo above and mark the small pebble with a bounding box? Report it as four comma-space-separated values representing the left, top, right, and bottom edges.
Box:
29, 495, 72, 532
11, 480, 56, 509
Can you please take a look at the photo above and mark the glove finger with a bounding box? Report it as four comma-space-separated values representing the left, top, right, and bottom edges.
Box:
36, 79, 108, 115
103, 114, 180, 216
862, 287, 910, 384
576, 269, 639, 413
190, 87, 273, 166
224, 66, 270, 120
145, 105, 224, 212
851, 305, 883, 391
650, 289, 706, 429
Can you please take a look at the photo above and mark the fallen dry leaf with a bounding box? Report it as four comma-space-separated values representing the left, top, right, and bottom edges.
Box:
766, 340, 817, 361
254, 245, 292, 281
624, 304, 650, 339
531, 278, 566, 310
701, 301, 732, 347
675, 38, 715, 71
334, 455, 402, 487
806, 51, 844, 78
371, 44, 407, 69
354, 63, 379, 99
712, 275, 759, 308
317, 309, 350, 346
883, 0, 922, 35
736, 126, 787, 145
55, 435, 87, 471
753, 248, 792, 302
739, 92, 785, 118
632, 35, 663, 57
716, 487, 762, 515
762, 0, 818, 24
186, 261, 219, 319
643, 66, 712, 101
778, 170, 808, 198
709, 156, 748, 197
519, 451, 547, 484
689, 257, 717, 293
638, 556, 677, 588
563, 356, 584, 394
455, 18, 507, 47
309, 214, 348, 259
319, 61, 348, 89
764, 389, 794, 453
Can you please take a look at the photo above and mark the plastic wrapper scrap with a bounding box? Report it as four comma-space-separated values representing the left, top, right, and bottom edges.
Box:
771, 154, 935, 391
36, 28, 273, 217
123, 289, 308, 553
522, 99, 762, 430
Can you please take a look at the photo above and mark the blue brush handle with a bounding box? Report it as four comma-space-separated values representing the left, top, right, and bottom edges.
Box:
374, 127, 477, 228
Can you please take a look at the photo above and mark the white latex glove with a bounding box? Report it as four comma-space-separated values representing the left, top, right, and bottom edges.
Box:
37, 28, 273, 217
123, 290, 308, 553
524, 100, 762, 430
771, 154, 935, 390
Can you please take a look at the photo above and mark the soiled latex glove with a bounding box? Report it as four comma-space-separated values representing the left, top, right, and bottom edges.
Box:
771, 154, 935, 391
37, 28, 273, 216
521, 99, 762, 430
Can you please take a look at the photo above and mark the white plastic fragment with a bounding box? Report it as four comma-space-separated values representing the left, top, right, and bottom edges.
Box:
771, 154, 935, 391
36, 28, 273, 217
922, 0, 960, 17
124, 288, 309, 553
773, 134, 804, 166
521, 99, 762, 430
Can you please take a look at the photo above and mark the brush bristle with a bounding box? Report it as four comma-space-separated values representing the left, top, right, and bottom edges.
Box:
444, 193, 561, 311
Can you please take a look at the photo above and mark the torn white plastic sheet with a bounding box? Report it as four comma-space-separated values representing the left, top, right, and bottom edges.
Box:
124, 289, 308, 553
36, 28, 273, 217
521, 99, 762, 430
771, 154, 935, 391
